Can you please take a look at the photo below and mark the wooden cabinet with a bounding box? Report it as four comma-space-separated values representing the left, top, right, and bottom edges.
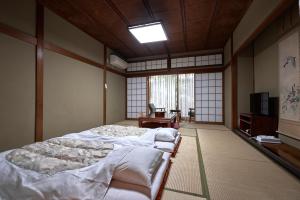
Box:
239, 113, 278, 137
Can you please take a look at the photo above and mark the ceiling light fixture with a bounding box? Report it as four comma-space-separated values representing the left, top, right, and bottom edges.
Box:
128, 22, 168, 44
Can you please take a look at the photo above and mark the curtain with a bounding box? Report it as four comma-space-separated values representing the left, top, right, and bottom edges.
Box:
178, 74, 194, 117
149, 74, 194, 117
149, 75, 177, 113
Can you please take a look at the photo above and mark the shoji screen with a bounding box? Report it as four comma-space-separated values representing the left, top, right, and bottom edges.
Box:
127, 77, 147, 119
195, 72, 223, 123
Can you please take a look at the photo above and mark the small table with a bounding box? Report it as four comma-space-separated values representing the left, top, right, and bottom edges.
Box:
138, 113, 177, 128
155, 111, 165, 118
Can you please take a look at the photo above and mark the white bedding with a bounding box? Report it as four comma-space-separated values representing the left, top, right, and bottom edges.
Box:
0, 146, 134, 200
104, 152, 171, 200
91, 125, 149, 137
155, 133, 181, 153
63, 126, 181, 154
63, 130, 156, 148
0, 125, 174, 200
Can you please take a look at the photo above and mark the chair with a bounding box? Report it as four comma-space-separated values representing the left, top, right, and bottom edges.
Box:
149, 103, 166, 115
170, 109, 181, 122
188, 108, 195, 122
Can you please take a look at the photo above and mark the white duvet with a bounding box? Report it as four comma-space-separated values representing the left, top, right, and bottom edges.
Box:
0, 146, 134, 200
63, 129, 157, 148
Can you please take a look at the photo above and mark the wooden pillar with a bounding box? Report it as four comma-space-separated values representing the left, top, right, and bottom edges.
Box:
231, 34, 238, 129
103, 46, 107, 125
167, 55, 171, 70
125, 77, 128, 119
231, 55, 238, 129
146, 76, 150, 115
35, 1, 44, 142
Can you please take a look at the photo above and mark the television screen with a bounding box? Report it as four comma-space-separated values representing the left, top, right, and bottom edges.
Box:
250, 92, 269, 115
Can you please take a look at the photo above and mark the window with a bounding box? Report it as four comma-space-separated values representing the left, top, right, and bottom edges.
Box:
127, 72, 223, 122
149, 75, 177, 113
149, 74, 194, 117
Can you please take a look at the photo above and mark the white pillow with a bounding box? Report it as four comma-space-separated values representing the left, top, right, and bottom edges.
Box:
157, 128, 178, 137
113, 147, 163, 188
155, 128, 178, 142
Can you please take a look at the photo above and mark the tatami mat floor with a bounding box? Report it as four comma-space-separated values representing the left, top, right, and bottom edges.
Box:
165, 135, 203, 195
114, 121, 300, 200
198, 129, 300, 200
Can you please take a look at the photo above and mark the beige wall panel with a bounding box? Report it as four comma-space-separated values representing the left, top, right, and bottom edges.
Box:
0, 34, 35, 151
106, 71, 126, 124
0, 0, 36, 35
44, 9, 104, 64
224, 38, 231, 65
44, 50, 103, 139
253, 17, 281, 97
237, 47, 254, 124
233, 0, 280, 53
254, 43, 278, 96
224, 65, 232, 129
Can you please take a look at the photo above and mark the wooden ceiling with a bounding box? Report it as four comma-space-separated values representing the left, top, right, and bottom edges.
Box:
40, 0, 252, 59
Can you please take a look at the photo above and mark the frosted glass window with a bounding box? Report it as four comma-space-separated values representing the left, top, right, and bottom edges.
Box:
127, 59, 167, 72
195, 54, 223, 66
195, 72, 223, 123
171, 57, 195, 68
127, 77, 147, 118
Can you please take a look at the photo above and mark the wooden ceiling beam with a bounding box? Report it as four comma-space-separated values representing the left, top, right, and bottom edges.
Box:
204, 0, 219, 49
105, 0, 153, 56
142, 0, 171, 57
142, 0, 154, 18
105, 0, 130, 25
179, 0, 188, 51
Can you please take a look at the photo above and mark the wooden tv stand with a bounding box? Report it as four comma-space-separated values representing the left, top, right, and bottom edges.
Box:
239, 113, 278, 137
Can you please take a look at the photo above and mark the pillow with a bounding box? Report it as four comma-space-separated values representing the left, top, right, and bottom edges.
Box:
113, 147, 163, 188
155, 130, 175, 142
155, 128, 178, 142
157, 128, 178, 137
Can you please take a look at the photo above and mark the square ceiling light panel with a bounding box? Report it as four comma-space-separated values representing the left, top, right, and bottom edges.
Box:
129, 22, 168, 43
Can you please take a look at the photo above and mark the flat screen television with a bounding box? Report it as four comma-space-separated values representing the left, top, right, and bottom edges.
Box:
250, 92, 269, 115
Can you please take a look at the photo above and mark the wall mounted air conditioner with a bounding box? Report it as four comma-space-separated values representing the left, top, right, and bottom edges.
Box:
110, 54, 128, 69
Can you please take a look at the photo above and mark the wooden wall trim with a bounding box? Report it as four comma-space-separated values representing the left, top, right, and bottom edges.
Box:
126, 66, 225, 77
35, 1, 44, 142
0, 22, 37, 45
43, 42, 126, 76
44, 42, 102, 68
106, 66, 126, 76
0, 23, 125, 77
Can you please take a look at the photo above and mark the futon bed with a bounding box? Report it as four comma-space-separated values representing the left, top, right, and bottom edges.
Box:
64, 125, 181, 156
0, 137, 171, 200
